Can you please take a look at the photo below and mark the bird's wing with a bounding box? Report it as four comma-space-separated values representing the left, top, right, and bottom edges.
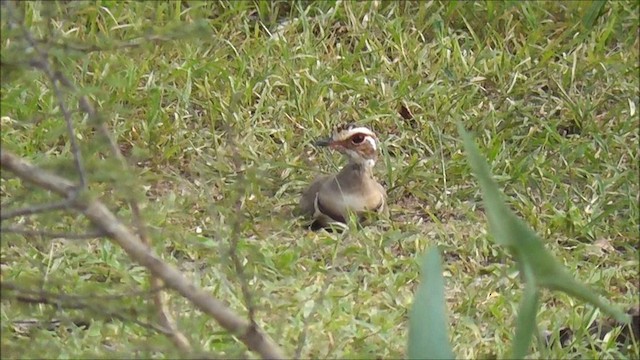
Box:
298, 175, 330, 217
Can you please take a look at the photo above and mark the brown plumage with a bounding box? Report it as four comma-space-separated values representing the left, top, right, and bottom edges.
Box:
299, 123, 387, 230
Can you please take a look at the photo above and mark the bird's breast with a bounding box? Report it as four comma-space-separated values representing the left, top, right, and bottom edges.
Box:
318, 188, 383, 221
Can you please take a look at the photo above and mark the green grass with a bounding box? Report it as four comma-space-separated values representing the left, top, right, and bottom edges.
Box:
1, 0, 638, 358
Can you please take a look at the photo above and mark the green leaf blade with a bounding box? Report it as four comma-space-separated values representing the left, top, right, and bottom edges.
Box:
511, 267, 540, 359
407, 247, 455, 360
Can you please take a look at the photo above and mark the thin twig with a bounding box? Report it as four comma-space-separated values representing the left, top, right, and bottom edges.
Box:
78, 93, 193, 352
1, 149, 287, 359
222, 94, 260, 334
3, 283, 172, 335
1, 225, 106, 240
29, 33, 181, 54
227, 142, 257, 327
0, 200, 74, 221
4, 3, 87, 190
2, 281, 166, 302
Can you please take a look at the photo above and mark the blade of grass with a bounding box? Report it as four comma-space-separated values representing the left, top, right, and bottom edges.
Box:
407, 247, 455, 360
511, 264, 540, 359
582, 0, 607, 31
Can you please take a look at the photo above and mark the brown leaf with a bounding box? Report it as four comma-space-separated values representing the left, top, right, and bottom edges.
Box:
398, 103, 414, 120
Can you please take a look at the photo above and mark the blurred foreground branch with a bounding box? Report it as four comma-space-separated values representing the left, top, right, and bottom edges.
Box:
1, 2, 286, 357
0, 149, 287, 359
3, 282, 171, 335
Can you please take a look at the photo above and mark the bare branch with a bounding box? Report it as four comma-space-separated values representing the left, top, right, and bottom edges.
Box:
0, 150, 77, 192
0, 149, 287, 359
0, 199, 74, 221
12, 318, 90, 332
2, 282, 172, 335
2, 281, 166, 302
1, 225, 105, 240
32, 33, 188, 54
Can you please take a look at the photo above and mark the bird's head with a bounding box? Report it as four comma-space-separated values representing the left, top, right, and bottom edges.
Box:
315, 123, 379, 168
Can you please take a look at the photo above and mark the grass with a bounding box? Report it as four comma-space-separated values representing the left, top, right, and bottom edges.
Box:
1, 0, 638, 358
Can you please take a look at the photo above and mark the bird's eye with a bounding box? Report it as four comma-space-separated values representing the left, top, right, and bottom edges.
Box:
351, 134, 365, 144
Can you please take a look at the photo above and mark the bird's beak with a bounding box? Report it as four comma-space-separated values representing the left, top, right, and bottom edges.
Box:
314, 136, 333, 147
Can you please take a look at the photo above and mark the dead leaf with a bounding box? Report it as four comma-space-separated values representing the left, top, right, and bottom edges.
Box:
398, 102, 414, 120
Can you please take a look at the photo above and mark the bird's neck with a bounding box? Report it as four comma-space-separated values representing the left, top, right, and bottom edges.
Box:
333, 159, 379, 193
343, 159, 376, 178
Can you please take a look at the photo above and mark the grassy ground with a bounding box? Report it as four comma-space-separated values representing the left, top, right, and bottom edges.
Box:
1, 1, 638, 358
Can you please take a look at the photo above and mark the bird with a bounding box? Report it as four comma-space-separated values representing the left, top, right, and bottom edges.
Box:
299, 123, 387, 230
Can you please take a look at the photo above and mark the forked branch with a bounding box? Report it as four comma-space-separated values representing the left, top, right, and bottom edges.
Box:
0, 149, 287, 360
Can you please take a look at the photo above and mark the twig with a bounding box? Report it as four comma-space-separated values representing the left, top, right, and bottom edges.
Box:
0, 149, 287, 360
77, 93, 193, 352
3, 282, 172, 335
2, 281, 166, 302
4, 2, 87, 190
0, 199, 74, 221
226, 127, 258, 327
29, 33, 182, 54
1, 225, 106, 240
